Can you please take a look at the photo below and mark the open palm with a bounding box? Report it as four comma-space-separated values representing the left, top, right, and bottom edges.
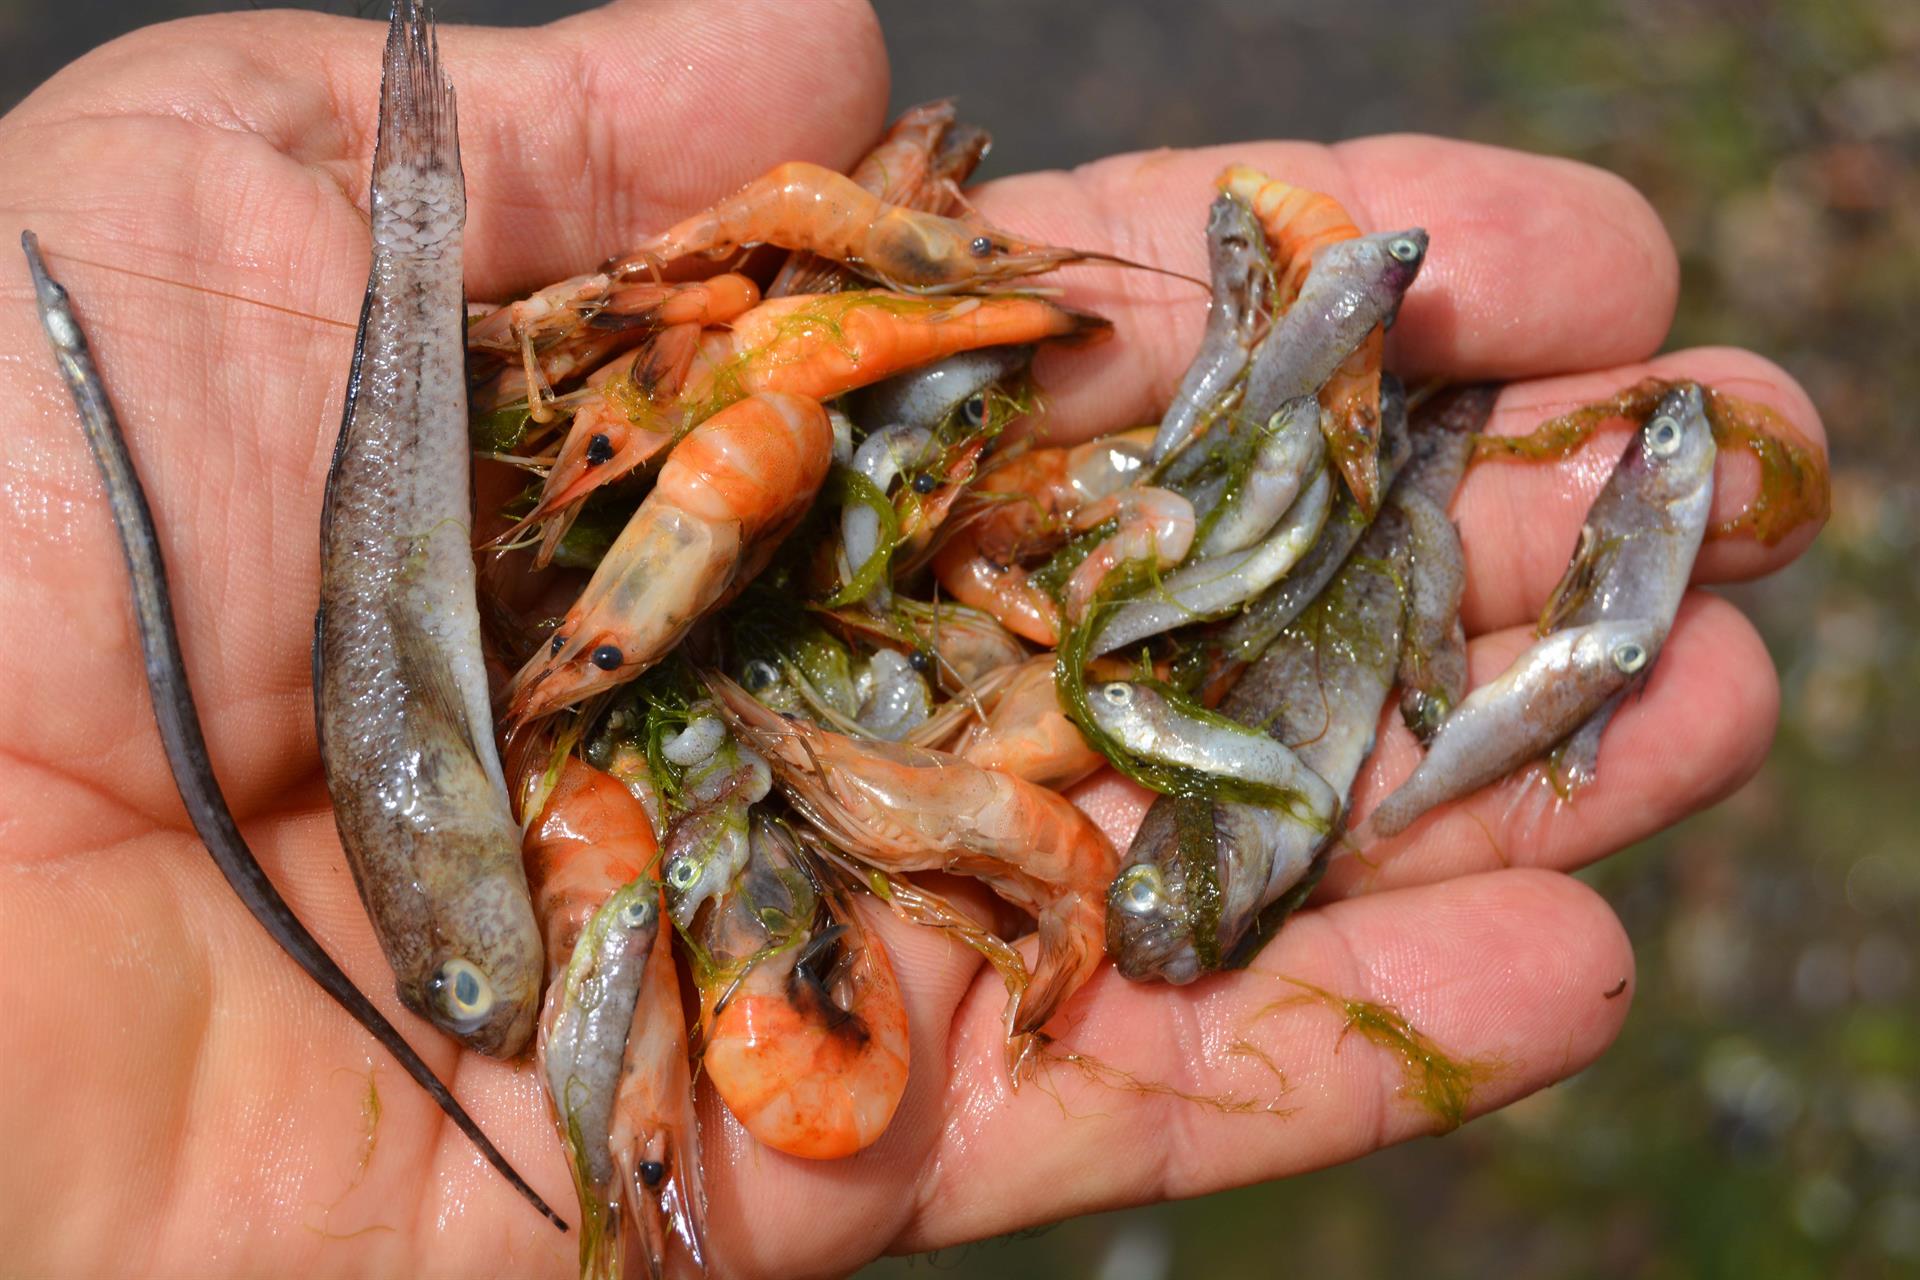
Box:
0, 2, 1826, 1276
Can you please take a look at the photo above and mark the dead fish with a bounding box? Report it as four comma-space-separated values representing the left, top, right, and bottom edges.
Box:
315, 2, 544, 1058
1152, 192, 1274, 462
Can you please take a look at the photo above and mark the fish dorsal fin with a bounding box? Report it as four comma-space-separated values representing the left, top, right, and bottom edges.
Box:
1538, 523, 1612, 636
390, 607, 483, 761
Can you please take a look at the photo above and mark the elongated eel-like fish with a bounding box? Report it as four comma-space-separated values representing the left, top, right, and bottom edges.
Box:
24, 220, 563, 1229
316, 0, 546, 1061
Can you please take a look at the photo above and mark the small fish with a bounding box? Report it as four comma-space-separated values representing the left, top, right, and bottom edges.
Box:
1539, 381, 1715, 786
1185, 393, 1325, 558
1108, 505, 1414, 982
1366, 617, 1664, 836
315, 0, 544, 1059
845, 344, 1034, 434
1152, 193, 1274, 462
1237, 229, 1426, 429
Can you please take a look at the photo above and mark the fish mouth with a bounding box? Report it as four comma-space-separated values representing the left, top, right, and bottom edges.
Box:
1105, 887, 1202, 985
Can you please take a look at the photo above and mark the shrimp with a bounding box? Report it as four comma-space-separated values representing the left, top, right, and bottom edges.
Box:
769, 99, 961, 298
953, 654, 1105, 789
931, 428, 1155, 644
609, 160, 1153, 293
471, 271, 759, 421
505, 392, 833, 723
1216, 165, 1363, 303
524, 760, 707, 1278
1059, 486, 1198, 623
681, 290, 1106, 410
710, 674, 1117, 1039
701, 819, 910, 1159
497, 322, 705, 566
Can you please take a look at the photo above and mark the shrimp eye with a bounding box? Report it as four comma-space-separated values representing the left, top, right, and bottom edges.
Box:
428, 958, 495, 1029
549, 632, 567, 656
1387, 236, 1422, 264
907, 649, 932, 674
961, 393, 988, 427
584, 433, 615, 466
1100, 682, 1134, 707
1646, 415, 1682, 456
638, 1160, 666, 1188
667, 855, 700, 890
911, 472, 939, 494
590, 644, 624, 671
619, 895, 656, 929
743, 658, 781, 692
1112, 865, 1165, 916
1612, 641, 1649, 674
969, 236, 994, 258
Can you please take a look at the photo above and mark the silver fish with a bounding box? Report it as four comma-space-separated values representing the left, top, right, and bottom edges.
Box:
1152, 193, 1274, 462
1184, 393, 1324, 559
1237, 229, 1426, 428
314, 2, 543, 1057
1107, 505, 1414, 982
846, 344, 1034, 434
1539, 381, 1715, 785
1367, 617, 1664, 836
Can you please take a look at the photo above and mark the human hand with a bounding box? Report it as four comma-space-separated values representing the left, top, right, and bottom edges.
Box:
0, 1, 1826, 1276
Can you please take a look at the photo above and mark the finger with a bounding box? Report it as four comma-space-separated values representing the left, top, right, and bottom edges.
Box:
1320, 591, 1777, 898
6, 0, 890, 297
960, 135, 1678, 437
891, 867, 1632, 1251
1454, 347, 1829, 634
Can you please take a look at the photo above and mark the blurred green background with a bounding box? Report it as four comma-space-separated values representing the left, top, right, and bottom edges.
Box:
5, 1, 1912, 1275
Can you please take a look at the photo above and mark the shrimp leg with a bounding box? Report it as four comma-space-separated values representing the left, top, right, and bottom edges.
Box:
23, 223, 564, 1230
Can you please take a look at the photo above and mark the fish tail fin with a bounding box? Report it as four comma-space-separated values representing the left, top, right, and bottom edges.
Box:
377, 0, 460, 177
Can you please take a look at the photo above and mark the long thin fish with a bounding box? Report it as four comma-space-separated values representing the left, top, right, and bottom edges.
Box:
317, 3, 546, 1059
22, 230, 565, 1230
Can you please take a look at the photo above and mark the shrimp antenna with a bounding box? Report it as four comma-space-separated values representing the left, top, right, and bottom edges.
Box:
22, 230, 570, 1234
1070, 250, 1210, 289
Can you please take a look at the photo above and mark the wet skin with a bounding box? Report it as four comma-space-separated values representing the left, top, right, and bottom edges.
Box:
0, 2, 1825, 1275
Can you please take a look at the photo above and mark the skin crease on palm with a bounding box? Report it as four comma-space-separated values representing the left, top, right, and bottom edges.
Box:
0, 0, 1828, 1275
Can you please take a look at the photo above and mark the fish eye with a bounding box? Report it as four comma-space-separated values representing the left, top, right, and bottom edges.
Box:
1387, 236, 1421, 264
1100, 682, 1133, 706
969, 236, 995, 258
742, 658, 780, 692
666, 855, 700, 890
1612, 641, 1649, 674
619, 895, 656, 929
428, 958, 495, 1028
1113, 865, 1164, 916
961, 393, 988, 427
1647, 415, 1682, 456
590, 644, 624, 671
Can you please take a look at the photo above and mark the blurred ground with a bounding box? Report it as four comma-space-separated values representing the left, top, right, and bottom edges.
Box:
5, 1, 1915, 1276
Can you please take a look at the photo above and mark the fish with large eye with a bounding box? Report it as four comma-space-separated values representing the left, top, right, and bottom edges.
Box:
428, 957, 496, 1032
1111, 863, 1166, 917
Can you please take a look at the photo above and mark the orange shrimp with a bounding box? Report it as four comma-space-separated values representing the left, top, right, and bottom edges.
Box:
471, 272, 759, 420
953, 654, 1105, 789
711, 674, 1117, 1040
505, 392, 833, 723
523, 761, 706, 1280
930, 428, 1155, 645
681, 290, 1107, 409
609, 160, 1155, 293
700, 826, 911, 1159
1216, 164, 1390, 513
495, 323, 703, 565
769, 99, 959, 298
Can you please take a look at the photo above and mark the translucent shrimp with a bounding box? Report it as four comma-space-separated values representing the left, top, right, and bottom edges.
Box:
471, 272, 760, 421
931, 428, 1155, 645
701, 820, 910, 1159
953, 654, 1105, 789
710, 673, 1117, 1039
1058, 486, 1198, 624
609, 160, 1160, 293
505, 392, 833, 723
769, 99, 962, 298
